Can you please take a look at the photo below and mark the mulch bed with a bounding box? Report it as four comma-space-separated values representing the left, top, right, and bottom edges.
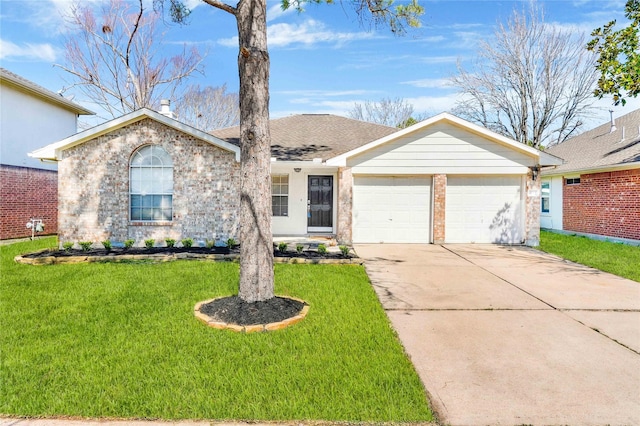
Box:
22, 246, 355, 260
199, 295, 305, 325
22, 246, 231, 258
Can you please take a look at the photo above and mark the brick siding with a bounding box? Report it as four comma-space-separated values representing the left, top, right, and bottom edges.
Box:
432, 174, 446, 244
563, 168, 640, 240
336, 167, 353, 244
0, 165, 58, 240
57, 118, 241, 246
525, 172, 541, 246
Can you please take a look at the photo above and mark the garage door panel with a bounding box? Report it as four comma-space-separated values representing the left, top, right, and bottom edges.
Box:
353, 176, 431, 243
446, 176, 524, 244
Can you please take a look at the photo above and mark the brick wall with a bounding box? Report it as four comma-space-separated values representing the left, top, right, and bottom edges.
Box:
432, 174, 446, 244
336, 167, 353, 244
525, 171, 541, 246
58, 118, 241, 246
0, 165, 58, 240
563, 168, 640, 240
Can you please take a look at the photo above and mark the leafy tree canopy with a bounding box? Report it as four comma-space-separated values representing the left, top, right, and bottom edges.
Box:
587, 0, 640, 106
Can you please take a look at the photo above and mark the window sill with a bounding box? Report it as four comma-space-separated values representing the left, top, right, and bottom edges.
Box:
129, 221, 173, 226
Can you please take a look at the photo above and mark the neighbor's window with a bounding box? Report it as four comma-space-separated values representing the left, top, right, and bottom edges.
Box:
130, 145, 173, 221
271, 174, 289, 217
566, 177, 581, 185
541, 182, 550, 213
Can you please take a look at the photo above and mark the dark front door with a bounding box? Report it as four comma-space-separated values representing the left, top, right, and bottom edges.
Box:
307, 175, 333, 232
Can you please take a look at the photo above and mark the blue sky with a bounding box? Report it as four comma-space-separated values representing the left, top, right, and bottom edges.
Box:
1, 0, 638, 129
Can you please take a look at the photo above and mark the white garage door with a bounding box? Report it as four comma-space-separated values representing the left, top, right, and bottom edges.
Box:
353, 176, 431, 243
446, 176, 524, 244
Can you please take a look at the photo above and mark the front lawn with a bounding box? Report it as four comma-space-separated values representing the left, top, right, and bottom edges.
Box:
0, 238, 432, 422
539, 230, 640, 282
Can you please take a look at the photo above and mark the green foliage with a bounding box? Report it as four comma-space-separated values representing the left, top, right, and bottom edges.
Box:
539, 231, 640, 282
280, 0, 423, 34
181, 238, 194, 248
0, 238, 433, 421
317, 243, 327, 255
226, 238, 237, 248
296, 243, 304, 253
101, 240, 112, 251
62, 242, 74, 252
124, 239, 135, 249
339, 245, 350, 257
165, 238, 176, 248
206, 239, 216, 249
587, 0, 640, 105
278, 242, 288, 252
144, 239, 155, 249
78, 241, 93, 251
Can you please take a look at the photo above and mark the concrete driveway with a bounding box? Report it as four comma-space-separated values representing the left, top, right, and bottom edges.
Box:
355, 244, 640, 426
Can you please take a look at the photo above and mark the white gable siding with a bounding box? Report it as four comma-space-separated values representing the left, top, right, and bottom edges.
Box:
347, 122, 535, 175
1, 83, 79, 170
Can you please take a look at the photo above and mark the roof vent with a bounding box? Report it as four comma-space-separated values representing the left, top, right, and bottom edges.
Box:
159, 99, 175, 119
609, 110, 617, 133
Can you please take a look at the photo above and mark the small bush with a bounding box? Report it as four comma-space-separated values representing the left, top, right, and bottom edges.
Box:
339, 245, 350, 257
101, 240, 112, 251
124, 239, 135, 249
206, 239, 216, 249
296, 243, 304, 253
165, 238, 176, 248
278, 242, 288, 252
79, 241, 93, 251
144, 239, 155, 249
62, 242, 74, 252
182, 238, 194, 248
226, 238, 237, 248
317, 243, 327, 255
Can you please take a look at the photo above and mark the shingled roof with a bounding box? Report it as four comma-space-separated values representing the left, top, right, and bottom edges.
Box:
543, 109, 640, 175
211, 114, 397, 161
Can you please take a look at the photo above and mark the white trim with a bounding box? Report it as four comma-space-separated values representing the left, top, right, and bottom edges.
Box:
28, 108, 241, 162
541, 161, 640, 177
326, 112, 545, 167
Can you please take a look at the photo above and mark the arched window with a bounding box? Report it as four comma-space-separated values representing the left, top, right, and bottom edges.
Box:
130, 145, 173, 221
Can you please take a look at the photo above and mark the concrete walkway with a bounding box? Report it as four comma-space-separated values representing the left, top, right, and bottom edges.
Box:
355, 244, 640, 426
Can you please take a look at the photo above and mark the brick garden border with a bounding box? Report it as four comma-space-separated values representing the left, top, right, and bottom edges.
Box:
14, 250, 363, 265
194, 296, 310, 333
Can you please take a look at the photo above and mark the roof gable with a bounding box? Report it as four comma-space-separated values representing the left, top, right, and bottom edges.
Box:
29, 108, 240, 162
543, 109, 640, 175
0, 67, 94, 115
327, 112, 560, 166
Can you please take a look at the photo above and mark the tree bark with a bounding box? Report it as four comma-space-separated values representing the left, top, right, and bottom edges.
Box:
235, 0, 274, 302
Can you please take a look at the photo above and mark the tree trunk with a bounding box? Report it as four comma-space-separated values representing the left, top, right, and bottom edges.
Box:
235, 0, 274, 302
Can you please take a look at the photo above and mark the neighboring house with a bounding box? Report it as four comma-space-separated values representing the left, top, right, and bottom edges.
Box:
541, 109, 640, 242
0, 68, 93, 240
30, 109, 560, 247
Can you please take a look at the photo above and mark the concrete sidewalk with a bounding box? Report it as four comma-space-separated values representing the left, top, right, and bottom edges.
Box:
356, 244, 640, 426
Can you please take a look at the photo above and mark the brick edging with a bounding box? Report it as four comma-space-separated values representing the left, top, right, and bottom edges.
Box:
194, 296, 309, 333
14, 252, 363, 265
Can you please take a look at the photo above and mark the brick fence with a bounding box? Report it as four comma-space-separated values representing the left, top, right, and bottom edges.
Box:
563, 168, 639, 241
0, 164, 58, 240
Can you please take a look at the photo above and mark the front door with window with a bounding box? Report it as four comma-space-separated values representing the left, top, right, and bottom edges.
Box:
307, 175, 333, 232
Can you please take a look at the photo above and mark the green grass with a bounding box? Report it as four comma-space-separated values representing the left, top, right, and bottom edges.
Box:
0, 238, 432, 422
539, 230, 640, 282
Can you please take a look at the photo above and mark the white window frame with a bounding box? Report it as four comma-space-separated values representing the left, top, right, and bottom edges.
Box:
541, 181, 550, 214
130, 145, 174, 222
271, 174, 289, 217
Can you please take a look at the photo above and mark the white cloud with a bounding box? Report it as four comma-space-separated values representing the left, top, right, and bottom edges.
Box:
402, 78, 452, 89
0, 39, 58, 62
267, 3, 296, 22
219, 19, 376, 48
405, 94, 464, 114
